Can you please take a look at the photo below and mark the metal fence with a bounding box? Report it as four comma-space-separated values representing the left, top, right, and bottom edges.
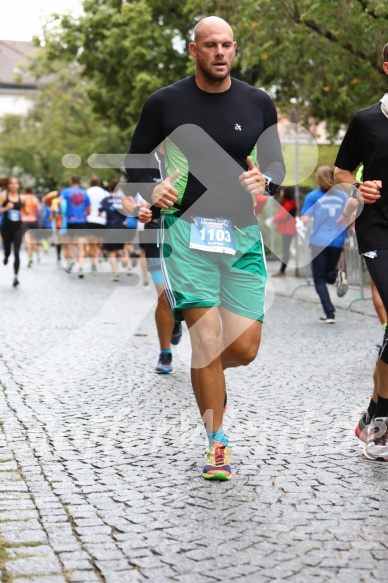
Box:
257, 199, 370, 308
289, 227, 369, 307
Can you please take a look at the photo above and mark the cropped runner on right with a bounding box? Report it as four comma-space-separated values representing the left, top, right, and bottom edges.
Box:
334, 42, 388, 462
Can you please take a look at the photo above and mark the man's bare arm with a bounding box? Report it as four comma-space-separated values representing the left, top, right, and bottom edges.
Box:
334, 167, 382, 204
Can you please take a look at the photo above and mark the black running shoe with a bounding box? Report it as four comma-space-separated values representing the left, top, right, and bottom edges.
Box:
319, 314, 335, 324
155, 352, 173, 374
12, 278, 19, 288
3, 256, 8, 266
171, 322, 183, 345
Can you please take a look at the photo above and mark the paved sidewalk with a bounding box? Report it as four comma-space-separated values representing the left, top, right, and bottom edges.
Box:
0, 251, 387, 582
266, 259, 376, 320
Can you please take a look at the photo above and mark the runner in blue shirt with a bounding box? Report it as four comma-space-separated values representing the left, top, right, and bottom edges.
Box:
301, 166, 348, 323
60, 175, 91, 278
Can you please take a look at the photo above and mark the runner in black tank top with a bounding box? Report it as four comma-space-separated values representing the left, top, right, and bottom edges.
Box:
0, 177, 24, 287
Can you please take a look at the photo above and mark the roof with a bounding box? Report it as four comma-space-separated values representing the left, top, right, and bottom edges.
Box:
0, 40, 37, 89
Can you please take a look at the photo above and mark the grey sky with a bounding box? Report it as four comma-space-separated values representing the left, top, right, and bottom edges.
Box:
0, 0, 83, 42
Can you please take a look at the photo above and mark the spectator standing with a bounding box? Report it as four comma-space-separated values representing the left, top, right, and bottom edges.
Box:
272, 187, 297, 276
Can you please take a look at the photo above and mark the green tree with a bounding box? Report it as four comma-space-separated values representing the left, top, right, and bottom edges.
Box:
38, 0, 187, 135
0, 65, 122, 193
1, 0, 386, 187
37, 0, 388, 137
184, 0, 388, 134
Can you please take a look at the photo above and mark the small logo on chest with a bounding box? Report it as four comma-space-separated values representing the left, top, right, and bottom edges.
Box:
235, 124, 242, 131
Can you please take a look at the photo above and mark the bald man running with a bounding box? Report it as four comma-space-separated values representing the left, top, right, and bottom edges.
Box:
126, 16, 285, 480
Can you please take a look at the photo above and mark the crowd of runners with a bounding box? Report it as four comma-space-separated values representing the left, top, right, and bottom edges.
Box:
0, 171, 184, 375
1, 16, 388, 478
0, 175, 150, 283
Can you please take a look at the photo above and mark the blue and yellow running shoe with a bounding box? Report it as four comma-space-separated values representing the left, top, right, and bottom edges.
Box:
202, 442, 231, 481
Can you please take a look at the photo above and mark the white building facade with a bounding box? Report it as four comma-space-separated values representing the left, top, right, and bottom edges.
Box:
0, 40, 38, 117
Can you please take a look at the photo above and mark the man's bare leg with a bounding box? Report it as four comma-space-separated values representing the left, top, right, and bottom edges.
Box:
24, 232, 34, 266
183, 306, 262, 433
108, 250, 118, 274
220, 307, 262, 369
155, 285, 174, 351
183, 306, 262, 481
183, 307, 225, 434
140, 248, 149, 285
371, 278, 387, 404
77, 239, 86, 270
377, 358, 388, 400
88, 242, 98, 269
356, 280, 387, 438
64, 243, 74, 262
371, 278, 387, 326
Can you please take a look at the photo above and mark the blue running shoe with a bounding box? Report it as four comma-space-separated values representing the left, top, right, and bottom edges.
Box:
155, 352, 173, 374
375, 338, 383, 351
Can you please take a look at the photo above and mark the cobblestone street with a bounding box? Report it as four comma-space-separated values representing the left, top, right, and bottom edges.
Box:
0, 252, 387, 582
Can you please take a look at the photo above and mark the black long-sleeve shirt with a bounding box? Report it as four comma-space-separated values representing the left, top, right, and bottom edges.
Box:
126, 75, 285, 227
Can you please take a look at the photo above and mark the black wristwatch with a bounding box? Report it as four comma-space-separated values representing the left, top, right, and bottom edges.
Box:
132, 205, 141, 218
263, 174, 275, 196
349, 182, 361, 199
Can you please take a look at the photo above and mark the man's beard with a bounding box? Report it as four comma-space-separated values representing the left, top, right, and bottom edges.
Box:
198, 60, 231, 83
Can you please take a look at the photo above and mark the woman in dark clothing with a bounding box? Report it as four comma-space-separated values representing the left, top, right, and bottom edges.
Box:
0, 177, 26, 287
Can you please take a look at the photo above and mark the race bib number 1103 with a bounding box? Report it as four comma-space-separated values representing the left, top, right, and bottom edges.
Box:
190, 216, 236, 255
